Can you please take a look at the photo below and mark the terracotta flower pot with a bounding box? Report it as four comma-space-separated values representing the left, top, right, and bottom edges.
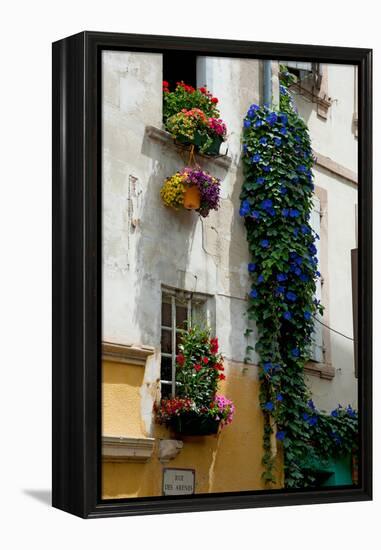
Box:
183, 185, 201, 210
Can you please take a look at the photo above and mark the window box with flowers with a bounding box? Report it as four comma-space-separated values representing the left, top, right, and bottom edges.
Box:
155, 325, 235, 436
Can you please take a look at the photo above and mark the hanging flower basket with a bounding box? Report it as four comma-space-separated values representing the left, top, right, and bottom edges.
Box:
163, 82, 228, 156
160, 167, 221, 217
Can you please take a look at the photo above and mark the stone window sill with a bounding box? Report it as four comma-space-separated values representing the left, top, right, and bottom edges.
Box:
145, 125, 233, 170
304, 361, 335, 380
102, 341, 155, 366
102, 435, 156, 463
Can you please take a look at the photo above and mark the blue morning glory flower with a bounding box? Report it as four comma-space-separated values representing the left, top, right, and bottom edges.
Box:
279, 113, 288, 125
248, 263, 256, 272
291, 348, 300, 357
244, 119, 251, 128
276, 393, 283, 402
301, 225, 310, 235
295, 256, 303, 266
289, 208, 300, 218
309, 244, 317, 255
302, 412, 310, 421
266, 112, 277, 126
308, 416, 318, 427
281, 208, 289, 217
251, 154, 261, 163
276, 286, 286, 294
297, 164, 307, 173
257, 274, 264, 283
307, 400, 316, 410
255, 120, 263, 128
294, 267, 302, 276
283, 311, 292, 320
250, 289, 258, 299
251, 210, 261, 220
280, 85, 287, 96
260, 239, 270, 248
295, 135, 301, 143
346, 405, 357, 418
259, 137, 267, 145
239, 199, 250, 217
277, 273, 288, 282
276, 430, 286, 441
300, 273, 308, 282
263, 401, 274, 412
280, 126, 287, 135
331, 409, 339, 418
280, 185, 287, 195
286, 291, 297, 302
304, 311, 312, 320
274, 137, 282, 147
263, 165, 271, 173
261, 198, 273, 210
256, 176, 265, 184
263, 362, 272, 373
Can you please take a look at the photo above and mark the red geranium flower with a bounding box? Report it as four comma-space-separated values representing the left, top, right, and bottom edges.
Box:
202, 357, 209, 364
211, 97, 219, 104
162, 81, 169, 88
176, 353, 185, 366
194, 364, 202, 372
216, 363, 224, 371
210, 337, 219, 353
199, 87, 207, 94
219, 373, 226, 380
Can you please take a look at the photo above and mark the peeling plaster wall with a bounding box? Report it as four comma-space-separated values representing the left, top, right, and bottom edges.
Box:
102, 51, 264, 435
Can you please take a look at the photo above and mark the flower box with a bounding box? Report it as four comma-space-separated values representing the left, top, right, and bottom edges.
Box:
169, 412, 220, 436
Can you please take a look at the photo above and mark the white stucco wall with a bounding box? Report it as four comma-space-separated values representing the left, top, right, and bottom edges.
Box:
294, 64, 358, 411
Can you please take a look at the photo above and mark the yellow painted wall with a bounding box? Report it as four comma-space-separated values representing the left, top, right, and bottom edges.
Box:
102, 359, 283, 498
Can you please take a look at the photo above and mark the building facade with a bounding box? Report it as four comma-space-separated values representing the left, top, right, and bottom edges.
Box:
101, 51, 357, 498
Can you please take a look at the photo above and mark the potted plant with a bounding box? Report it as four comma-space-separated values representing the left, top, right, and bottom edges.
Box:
160, 167, 221, 217
163, 81, 227, 156
154, 326, 235, 436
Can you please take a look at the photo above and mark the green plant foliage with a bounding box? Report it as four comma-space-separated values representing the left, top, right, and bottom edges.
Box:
240, 67, 358, 488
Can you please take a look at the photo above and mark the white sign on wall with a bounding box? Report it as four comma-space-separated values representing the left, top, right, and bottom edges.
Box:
162, 468, 195, 496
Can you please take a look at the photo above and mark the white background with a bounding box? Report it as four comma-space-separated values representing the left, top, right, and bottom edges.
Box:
0, 1, 378, 548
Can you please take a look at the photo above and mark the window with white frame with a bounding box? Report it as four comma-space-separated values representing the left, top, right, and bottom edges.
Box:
160, 287, 213, 398
310, 195, 324, 363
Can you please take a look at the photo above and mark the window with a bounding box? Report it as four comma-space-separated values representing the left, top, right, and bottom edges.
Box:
163, 51, 197, 90
310, 195, 324, 363
160, 287, 212, 398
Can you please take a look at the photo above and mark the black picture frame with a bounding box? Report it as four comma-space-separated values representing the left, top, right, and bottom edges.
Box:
52, 31, 372, 519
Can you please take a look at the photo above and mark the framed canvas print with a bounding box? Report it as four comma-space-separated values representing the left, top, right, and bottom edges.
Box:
52, 32, 372, 518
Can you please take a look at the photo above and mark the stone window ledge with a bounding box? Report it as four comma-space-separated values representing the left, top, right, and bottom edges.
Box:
102, 435, 155, 463
102, 341, 155, 366
145, 125, 233, 170
305, 361, 335, 380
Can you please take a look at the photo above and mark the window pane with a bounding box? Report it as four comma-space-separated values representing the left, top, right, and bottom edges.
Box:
161, 301, 172, 327
160, 356, 172, 381
176, 305, 188, 329
161, 329, 172, 354
161, 382, 172, 399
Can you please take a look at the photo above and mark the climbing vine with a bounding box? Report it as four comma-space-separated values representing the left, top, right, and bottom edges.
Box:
240, 67, 358, 488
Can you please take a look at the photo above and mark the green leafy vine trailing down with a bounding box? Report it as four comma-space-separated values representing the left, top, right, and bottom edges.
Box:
240, 67, 358, 488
